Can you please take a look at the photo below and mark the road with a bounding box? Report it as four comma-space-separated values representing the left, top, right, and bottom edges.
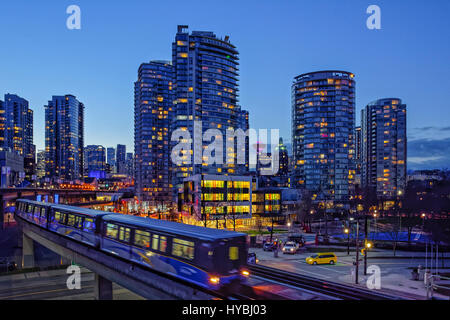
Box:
250, 247, 450, 299
0, 268, 144, 300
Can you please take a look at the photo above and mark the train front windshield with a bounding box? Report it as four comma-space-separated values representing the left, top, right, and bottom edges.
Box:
214, 236, 247, 275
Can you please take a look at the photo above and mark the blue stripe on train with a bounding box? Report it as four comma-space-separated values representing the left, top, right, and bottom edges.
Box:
102, 241, 241, 289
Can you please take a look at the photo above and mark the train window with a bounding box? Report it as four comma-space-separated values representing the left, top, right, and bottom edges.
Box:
41, 207, 46, 217
134, 230, 150, 248
151, 234, 167, 252
54, 211, 60, 222
152, 234, 159, 251
119, 227, 131, 243
106, 223, 119, 239
83, 218, 95, 232
74, 216, 83, 229
172, 238, 195, 260
159, 236, 167, 252
229, 247, 239, 261
67, 214, 76, 227
56, 212, 67, 224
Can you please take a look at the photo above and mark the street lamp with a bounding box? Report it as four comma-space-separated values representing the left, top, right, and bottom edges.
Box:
421, 213, 427, 271
344, 228, 350, 255
364, 241, 373, 275
373, 211, 378, 239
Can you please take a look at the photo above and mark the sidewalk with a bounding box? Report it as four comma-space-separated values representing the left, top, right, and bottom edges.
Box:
336, 271, 449, 300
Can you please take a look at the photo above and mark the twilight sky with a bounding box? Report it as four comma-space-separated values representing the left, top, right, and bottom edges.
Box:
0, 0, 449, 170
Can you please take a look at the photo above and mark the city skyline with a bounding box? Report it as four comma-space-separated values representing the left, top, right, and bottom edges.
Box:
1, 1, 449, 170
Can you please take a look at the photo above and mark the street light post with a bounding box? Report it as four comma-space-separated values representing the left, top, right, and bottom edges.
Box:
355, 217, 360, 284
364, 215, 368, 275
344, 227, 350, 255
373, 211, 378, 239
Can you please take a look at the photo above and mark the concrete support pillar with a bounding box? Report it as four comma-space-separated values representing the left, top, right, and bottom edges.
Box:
94, 274, 113, 300
22, 233, 35, 269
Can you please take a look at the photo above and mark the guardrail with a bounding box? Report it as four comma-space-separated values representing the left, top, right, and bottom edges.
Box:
426, 274, 450, 300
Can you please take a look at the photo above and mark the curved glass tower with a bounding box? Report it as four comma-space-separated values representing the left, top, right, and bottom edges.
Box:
292, 71, 356, 208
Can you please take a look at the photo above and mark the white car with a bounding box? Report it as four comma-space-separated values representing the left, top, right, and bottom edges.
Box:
282, 241, 298, 254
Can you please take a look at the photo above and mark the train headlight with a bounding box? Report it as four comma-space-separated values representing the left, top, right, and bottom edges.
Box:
241, 270, 250, 277
209, 276, 220, 284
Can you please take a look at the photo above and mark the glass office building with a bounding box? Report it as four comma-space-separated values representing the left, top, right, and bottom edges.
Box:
1, 94, 34, 159
292, 71, 356, 208
172, 25, 249, 192
134, 60, 174, 204
84, 145, 106, 178
116, 144, 126, 174
361, 98, 407, 199
107, 147, 116, 169
45, 95, 84, 181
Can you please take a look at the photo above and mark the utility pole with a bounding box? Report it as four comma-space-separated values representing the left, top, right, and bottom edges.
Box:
364, 215, 368, 275
270, 216, 274, 243
355, 218, 360, 284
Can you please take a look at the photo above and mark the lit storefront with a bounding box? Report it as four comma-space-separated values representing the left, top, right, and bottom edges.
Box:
178, 174, 252, 228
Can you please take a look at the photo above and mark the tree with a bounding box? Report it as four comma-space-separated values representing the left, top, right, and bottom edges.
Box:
385, 216, 402, 256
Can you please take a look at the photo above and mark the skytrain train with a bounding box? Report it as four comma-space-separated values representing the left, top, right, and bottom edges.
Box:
15, 199, 249, 290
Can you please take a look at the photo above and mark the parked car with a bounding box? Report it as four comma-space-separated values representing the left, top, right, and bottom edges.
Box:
0, 259, 17, 272
306, 253, 337, 265
263, 242, 276, 251
288, 234, 305, 247
247, 252, 259, 264
282, 241, 298, 254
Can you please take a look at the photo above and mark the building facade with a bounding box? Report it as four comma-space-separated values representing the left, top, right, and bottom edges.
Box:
116, 144, 126, 174
292, 71, 356, 209
134, 60, 174, 204
84, 145, 106, 178
361, 98, 407, 199
107, 147, 116, 171
36, 149, 45, 179
354, 126, 362, 187
45, 95, 84, 181
171, 25, 249, 192
1, 94, 34, 157
0, 151, 24, 187
126, 152, 134, 177
0, 94, 34, 181
179, 174, 252, 226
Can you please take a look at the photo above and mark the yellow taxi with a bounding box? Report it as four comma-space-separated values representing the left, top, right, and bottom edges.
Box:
306, 253, 337, 265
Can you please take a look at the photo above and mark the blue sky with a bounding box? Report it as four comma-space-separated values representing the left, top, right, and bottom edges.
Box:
0, 0, 449, 169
